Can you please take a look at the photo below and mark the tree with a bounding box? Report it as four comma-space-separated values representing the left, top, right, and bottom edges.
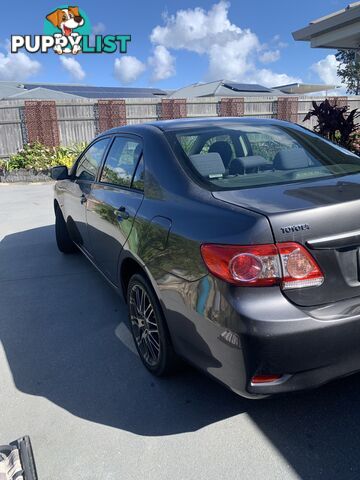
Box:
336, 50, 360, 95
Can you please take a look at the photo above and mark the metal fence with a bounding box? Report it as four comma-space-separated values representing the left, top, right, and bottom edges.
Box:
0, 95, 360, 160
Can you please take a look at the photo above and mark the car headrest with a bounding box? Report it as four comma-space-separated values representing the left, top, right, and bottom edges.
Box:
189, 153, 226, 178
229, 156, 268, 174
208, 141, 233, 168
274, 148, 311, 170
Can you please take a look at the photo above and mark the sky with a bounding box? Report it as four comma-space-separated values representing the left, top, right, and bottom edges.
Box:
0, 0, 349, 90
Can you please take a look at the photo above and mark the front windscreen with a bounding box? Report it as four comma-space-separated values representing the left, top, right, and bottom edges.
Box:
165, 123, 360, 190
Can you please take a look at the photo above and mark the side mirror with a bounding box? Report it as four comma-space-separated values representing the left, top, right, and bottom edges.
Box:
51, 165, 69, 180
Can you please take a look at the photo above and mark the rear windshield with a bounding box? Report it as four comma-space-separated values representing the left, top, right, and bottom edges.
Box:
165, 123, 360, 190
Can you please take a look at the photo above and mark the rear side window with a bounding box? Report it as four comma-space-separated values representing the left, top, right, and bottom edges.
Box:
75, 138, 109, 181
100, 137, 142, 188
166, 124, 360, 190
132, 156, 144, 191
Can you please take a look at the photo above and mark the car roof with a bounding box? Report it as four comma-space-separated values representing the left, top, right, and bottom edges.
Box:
148, 117, 293, 131
97, 117, 298, 137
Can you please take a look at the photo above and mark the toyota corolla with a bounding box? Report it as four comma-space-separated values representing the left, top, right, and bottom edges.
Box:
51, 117, 360, 398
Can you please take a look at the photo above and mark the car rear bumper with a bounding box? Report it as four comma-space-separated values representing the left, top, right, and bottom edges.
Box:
160, 276, 360, 398
230, 286, 360, 397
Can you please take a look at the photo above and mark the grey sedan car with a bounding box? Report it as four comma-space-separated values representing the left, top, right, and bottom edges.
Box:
52, 117, 360, 398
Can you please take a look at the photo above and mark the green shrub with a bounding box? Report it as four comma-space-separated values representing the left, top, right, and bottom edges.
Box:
0, 159, 7, 171
4, 142, 87, 172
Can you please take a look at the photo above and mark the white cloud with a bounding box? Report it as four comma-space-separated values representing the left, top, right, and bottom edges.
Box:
0, 50, 41, 81
114, 56, 146, 84
206, 36, 259, 81
151, 1, 245, 54
248, 69, 300, 87
271, 34, 288, 49
312, 54, 345, 94
150, 1, 299, 87
59, 56, 86, 81
148, 45, 175, 81
259, 50, 280, 64
312, 54, 342, 86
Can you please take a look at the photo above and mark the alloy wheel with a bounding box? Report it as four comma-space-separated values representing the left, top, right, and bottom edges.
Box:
129, 284, 161, 366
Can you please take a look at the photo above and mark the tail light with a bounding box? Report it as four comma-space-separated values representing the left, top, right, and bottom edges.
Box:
277, 242, 324, 289
200, 242, 324, 289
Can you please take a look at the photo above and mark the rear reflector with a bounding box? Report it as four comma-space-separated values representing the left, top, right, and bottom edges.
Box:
200, 242, 324, 289
251, 374, 283, 384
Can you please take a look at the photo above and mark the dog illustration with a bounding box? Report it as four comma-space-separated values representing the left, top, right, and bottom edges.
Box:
46, 7, 84, 54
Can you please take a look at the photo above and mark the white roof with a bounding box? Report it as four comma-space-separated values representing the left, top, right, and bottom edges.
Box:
169, 80, 336, 98
293, 2, 360, 49
275, 83, 339, 94
311, 2, 360, 24
0, 85, 26, 100
8, 87, 84, 100
169, 80, 285, 99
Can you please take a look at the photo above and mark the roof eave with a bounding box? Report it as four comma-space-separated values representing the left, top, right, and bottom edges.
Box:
292, 3, 360, 41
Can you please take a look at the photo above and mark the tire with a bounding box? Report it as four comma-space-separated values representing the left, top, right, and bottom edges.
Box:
127, 273, 178, 376
55, 206, 77, 254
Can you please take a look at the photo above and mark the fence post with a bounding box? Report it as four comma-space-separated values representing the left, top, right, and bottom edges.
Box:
159, 99, 187, 120
24, 101, 60, 146
218, 98, 244, 117
97, 100, 127, 133
277, 97, 299, 123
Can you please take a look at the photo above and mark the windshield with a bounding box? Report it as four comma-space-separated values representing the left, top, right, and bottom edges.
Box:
165, 123, 360, 190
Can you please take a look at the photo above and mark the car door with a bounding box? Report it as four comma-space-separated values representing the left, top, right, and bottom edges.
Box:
86, 134, 144, 283
62, 137, 110, 253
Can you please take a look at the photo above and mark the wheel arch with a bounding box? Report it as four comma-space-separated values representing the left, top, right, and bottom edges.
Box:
119, 254, 162, 304
120, 253, 178, 357
120, 256, 147, 302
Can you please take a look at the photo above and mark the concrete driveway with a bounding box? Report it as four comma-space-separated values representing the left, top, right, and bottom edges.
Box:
1, 183, 360, 479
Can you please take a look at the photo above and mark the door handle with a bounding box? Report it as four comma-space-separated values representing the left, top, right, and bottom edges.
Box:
80, 194, 87, 205
114, 206, 129, 220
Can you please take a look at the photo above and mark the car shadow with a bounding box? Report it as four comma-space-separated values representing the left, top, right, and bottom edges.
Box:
2, 225, 360, 478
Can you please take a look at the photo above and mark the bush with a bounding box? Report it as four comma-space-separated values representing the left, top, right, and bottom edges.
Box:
2, 142, 87, 172
304, 99, 360, 153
